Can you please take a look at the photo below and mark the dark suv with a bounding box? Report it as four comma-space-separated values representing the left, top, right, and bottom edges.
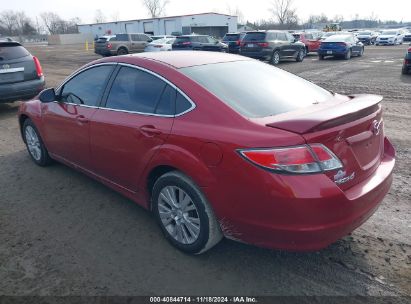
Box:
402, 46, 411, 75
222, 32, 247, 53
240, 31, 306, 64
172, 35, 228, 52
0, 41, 45, 103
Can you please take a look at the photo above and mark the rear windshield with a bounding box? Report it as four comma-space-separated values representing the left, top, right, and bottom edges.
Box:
97, 37, 108, 42
0, 44, 30, 60
243, 32, 266, 41
223, 34, 239, 41
180, 61, 332, 118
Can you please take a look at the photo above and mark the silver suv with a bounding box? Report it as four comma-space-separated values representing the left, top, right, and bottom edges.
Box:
94, 33, 153, 56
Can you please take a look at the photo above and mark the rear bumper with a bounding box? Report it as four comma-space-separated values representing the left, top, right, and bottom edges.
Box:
0, 77, 45, 103
318, 49, 348, 56
375, 40, 394, 45
239, 49, 272, 60
209, 137, 395, 251
94, 48, 115, 56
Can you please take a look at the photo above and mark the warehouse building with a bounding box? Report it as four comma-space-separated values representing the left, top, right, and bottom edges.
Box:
77, 12, 238, 38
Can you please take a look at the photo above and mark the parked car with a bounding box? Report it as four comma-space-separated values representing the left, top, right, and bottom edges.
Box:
18, 51, 395, 254
356, 31, 378, 45
0, 41, 45, 103
151, 35, 175, 41
318, 34, 364, 60
402, 46, 411, 74
240, 30, 306, 65
375, 30, 404, 45
94, 33, 153, 56
403, 31, 411, 42
144, 37, 176, 52
222, 32, 247, 53
292, 32, 321, 53
172, 35, 228, 52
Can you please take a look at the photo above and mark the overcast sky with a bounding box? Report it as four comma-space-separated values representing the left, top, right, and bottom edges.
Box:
3, 0, 409, 24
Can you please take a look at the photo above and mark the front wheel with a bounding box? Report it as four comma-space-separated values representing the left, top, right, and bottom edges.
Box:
358, 47, 364, 57
271, 50, 280, 65
318, 54, 324, 60
344, 49, 352, 60
23, 119, 52, 166
296, 49, 305, 62
152, 171, 223, 254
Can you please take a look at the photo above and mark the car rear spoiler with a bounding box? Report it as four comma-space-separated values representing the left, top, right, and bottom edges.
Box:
265, 94, 383, 134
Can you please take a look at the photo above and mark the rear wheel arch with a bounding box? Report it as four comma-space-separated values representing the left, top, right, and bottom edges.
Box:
19, 114, 30, 142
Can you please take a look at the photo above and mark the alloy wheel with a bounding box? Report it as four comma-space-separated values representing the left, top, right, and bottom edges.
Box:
25, 125, 42, 161
158, 186, 201, 245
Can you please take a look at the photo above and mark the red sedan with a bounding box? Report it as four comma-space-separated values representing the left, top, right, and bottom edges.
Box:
18, 51, 395, 254
293, 32, 322, 53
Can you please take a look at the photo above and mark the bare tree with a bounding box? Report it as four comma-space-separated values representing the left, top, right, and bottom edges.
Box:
94, 9, 106, 23
0, 10, 18, 35
226, 5, 245, 25
111, 11, 120, 22
270, 0, 297, 25
40, 12, 62, 34
141, 0, 169, 18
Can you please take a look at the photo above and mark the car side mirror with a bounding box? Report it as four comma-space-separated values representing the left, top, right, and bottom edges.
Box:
148, 38, 153, 42
39, 88, 56, 103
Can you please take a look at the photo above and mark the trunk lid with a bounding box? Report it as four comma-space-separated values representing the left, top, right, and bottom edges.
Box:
261, 94, 385, 190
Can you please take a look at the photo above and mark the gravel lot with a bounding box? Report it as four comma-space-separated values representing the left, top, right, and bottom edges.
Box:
0, 44, 410, 297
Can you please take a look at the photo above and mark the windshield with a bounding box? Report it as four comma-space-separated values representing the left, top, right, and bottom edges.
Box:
358, 32, 371, 35
181, 61, 332, 118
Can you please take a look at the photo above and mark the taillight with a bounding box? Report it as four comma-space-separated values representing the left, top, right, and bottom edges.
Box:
107, 43, 112, 49
405, 59, 409, 64
408, 47, 411, 53
258, 42, 269, 48
182, 41, 192, 45
32, 56, 43, 77
239, 144, 343, 174
337, 42, 347, 47
236, 40, 241, 46
154, 45, 162, 48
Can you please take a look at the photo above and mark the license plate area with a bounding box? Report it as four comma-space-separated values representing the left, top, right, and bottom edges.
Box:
327, 50, 333, 54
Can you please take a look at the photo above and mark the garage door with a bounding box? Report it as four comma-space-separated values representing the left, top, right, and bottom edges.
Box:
144, 22, 154, 35
165, 20, 176, 35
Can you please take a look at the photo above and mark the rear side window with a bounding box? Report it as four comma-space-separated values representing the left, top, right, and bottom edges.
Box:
277, 33, 287, 41
113, 34, 129, 41
267, 32, 278, 40
181, 61, 332, 118
176, 92, 193, 114
106, 66, 168, 114
155, 85, 176, 116
0, 44, 30, 60
60, 65, 114, 106
305, 34, 313, 39
243, 32, 266, 42
131, 34, 140, 41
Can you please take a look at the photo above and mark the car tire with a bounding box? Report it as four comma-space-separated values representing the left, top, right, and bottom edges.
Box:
319, 54, 324, 60
402, 65, 409, 75
23, 119, 52, 167
344, 49, 352, 60
117, 47, 128, 55
152, 171, 223, 254
358, 47, 364, 57
296, 49, 305, 62
271, 50, 280, 65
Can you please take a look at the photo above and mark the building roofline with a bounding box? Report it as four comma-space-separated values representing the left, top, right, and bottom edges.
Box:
78, 12, 237, 26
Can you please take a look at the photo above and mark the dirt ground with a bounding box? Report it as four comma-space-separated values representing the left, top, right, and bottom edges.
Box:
0, 44, 410, 297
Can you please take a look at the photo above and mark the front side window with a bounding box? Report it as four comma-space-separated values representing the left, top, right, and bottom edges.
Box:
60, 65, 114, 106
105, 66, 172, 115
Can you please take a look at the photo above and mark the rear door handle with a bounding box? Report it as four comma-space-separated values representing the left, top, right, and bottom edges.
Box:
140, 125, 162, 136
76, 115, 89, 123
